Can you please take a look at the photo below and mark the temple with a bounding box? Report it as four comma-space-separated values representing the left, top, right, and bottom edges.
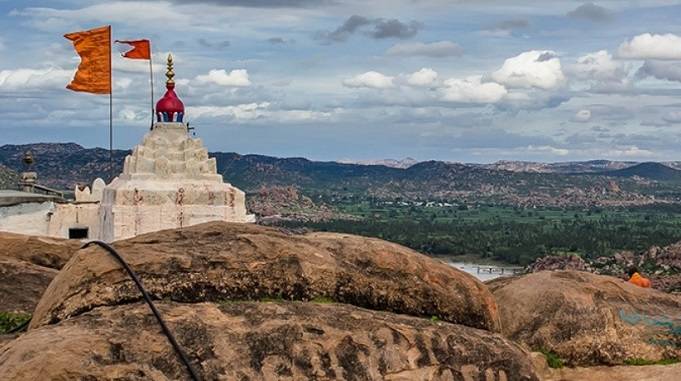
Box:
0, 54, 254, 241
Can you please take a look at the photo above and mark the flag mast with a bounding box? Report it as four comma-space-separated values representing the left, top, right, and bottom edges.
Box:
149, 45, 154, 129
108, 25, 113, 182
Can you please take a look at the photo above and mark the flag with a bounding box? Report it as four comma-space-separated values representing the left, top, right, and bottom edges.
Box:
64, 25, 111, 94
116, 39, 151, 60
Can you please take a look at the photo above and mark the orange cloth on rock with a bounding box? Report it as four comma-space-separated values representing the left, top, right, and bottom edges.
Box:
629, 272, 651, 288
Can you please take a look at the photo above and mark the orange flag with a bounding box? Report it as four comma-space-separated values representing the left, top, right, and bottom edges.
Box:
64, 25, 111, 94
116, 39, 151, 60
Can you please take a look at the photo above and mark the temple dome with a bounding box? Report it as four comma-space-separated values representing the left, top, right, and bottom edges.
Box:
156, 54, 185, 122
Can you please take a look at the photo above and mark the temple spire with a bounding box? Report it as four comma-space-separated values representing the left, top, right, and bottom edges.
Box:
155, 52, 184, 122
165, 53, 175, 87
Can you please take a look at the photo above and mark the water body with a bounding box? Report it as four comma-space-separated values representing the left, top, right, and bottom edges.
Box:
447, 262, 520, 281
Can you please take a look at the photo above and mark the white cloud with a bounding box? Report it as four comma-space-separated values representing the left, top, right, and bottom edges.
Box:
0, 67, 73, 91
663, 111, 681, 124
189, 102, 270, 120
440, 75, 507, 103
195, 69, 251, 87
343, 71, 395, 89
573, 109, 592, 122
407, 68, 438, 87
187, 102, 335, 123
636, 60, 681, 82
526, 145, 569, 156
572, 50, 626, 81
386, 41, 463, 57
490, 50, 566, 90
618, 33, 681, 60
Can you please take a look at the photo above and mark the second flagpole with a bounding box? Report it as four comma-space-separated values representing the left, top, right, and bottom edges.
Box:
149, 44, 154, 129
108, 25, 113, 182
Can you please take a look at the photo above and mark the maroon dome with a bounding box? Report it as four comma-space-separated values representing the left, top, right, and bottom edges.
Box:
156, 84, 184, 114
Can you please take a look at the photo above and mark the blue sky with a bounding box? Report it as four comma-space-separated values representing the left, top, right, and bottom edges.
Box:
2, 0, 681, 163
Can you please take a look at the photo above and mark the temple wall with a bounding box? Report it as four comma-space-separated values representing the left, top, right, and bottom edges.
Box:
0, 202, 52, 236
0, 201, 99, 239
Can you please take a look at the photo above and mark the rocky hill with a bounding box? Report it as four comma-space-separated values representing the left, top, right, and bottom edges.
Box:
2, 143, 681, 208
0, 164, 18, 190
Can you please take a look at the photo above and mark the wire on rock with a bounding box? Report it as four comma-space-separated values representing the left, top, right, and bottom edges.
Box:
81, 240, 201, 381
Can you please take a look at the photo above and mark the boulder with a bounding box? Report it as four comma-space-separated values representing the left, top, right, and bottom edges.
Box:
0, 301, 539, 381
30, 222, 500, 332
488, 270, 681, 365
0, 232, 78, 313
526, 254, 591, 273
0, 231, 80, 270
0, 258, 57, 313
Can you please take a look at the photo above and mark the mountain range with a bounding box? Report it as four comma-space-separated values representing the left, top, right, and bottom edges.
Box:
2, 143, 681, 207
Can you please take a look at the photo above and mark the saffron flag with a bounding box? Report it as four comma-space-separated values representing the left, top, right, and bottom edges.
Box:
64, 25, 111, 94
116, 39, 151, 60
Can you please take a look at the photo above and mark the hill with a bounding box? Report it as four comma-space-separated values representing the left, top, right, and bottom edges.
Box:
0, 142, 678, 207
604, 162, 681, 181
0, 164, 18, 190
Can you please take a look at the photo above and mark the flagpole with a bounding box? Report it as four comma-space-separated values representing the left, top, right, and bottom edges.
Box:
149, 44, 154, 129
108, 25, 113, 182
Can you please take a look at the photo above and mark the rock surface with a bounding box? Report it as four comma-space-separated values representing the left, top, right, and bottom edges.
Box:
0, 301, 538, 381
488, 270, 681, 366
30, 222, 500, 332
0, 232, 79, 313
0, 231, 79, 270
530, 352, 681, 381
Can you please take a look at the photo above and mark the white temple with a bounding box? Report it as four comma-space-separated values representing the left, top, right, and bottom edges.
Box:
0, 54, 254, 241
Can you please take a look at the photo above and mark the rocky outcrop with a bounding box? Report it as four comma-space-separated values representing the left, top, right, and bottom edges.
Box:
30, 222, 499, 332
0, 232, 79, 313
0, 258, 56, 313
526, 254, 592, 273
489, 270, 681, 366
531, 351, 681, 381
0, 231, 79, 270
0, 301, 539, 381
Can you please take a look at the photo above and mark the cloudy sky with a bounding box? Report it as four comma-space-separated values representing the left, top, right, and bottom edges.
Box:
2, 0, 681, 163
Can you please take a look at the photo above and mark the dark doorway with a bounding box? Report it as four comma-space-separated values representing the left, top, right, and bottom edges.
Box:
69, 227, 89, 239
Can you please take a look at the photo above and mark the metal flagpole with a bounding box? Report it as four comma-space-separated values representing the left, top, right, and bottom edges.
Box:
149, 44, 154, 129
108, 26, 113, 182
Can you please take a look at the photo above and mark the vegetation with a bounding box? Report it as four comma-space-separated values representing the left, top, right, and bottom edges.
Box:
277, 201, 681, 265
624, 358, 679, 366
0, 312, 31, 334
539, 349, 564, 369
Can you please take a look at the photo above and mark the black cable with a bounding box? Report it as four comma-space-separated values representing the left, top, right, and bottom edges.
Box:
81, 240, 201, 381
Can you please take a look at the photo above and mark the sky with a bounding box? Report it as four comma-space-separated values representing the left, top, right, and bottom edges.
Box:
1, 0, 681, 163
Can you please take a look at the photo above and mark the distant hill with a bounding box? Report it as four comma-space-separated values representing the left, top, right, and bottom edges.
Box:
0, 143, 129, 190
0, 164, 18, 190
604, 162, 681, 181
1, 142, 679, 207
476, 160, 637, 173
337, 157, 419, 169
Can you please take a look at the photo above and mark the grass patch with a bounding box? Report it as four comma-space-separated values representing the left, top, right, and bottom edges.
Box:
624, 358, 680, 366
310, 296, 335, 304
430, 315, 440, 322
0, 312, 31, 334
539, 349, 564, 369
260, 295, 285, 303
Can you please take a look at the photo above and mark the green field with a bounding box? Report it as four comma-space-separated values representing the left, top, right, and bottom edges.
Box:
277, 200, 681, 266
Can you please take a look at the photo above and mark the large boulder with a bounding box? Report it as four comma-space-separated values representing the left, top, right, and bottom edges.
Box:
0, 232, 79, 313
0, 231, 80, 270
0, 301, 539, 381
0, 258, 56, 313
30, 222, 500, 332
489, 270, 681, 365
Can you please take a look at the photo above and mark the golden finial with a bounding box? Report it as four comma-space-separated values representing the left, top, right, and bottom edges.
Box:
166, 53, 175, 86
